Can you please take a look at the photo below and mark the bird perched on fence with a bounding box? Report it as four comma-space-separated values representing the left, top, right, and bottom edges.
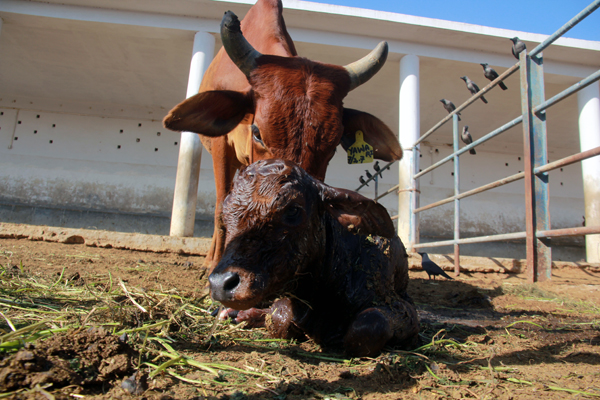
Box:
417, 252, 453, 280
359, 176, 369, 187
480, 63, 508, 90
365, 170, 373, 180
461, 126, 476, 155
440, 99, 461, 121
460, 76, 488, 104
510, 37, 526, 59
373, 161, 382, 177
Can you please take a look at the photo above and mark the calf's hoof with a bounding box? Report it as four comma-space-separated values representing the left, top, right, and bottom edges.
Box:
265, 298, 305, 341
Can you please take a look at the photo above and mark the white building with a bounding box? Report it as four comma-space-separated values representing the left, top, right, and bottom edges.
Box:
1, 0, 599, 261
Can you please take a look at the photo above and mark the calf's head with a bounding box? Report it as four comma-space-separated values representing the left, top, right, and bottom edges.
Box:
209, 159, 395, 309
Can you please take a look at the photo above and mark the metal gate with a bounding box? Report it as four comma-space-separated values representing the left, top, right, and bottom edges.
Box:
357, 0, 600, 282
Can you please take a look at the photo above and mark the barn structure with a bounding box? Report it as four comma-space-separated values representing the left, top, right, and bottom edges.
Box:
1, 0, 599, 263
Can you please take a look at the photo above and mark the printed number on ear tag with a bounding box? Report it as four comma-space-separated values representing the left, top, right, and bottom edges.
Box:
347, 130, 374, 164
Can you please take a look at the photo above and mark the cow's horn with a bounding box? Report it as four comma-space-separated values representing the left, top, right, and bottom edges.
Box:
344, 41, 389, 91
221, 11, 262, 78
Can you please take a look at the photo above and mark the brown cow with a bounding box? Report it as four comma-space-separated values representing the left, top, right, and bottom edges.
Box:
208, 159, 419, 357
163, 0, 402, 272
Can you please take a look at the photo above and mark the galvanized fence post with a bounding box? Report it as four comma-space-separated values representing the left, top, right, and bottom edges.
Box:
520, 50, 552, 282
409, 145, 420, 252
453, 114, 461, 276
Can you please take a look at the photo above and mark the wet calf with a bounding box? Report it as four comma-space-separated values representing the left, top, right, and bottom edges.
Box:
209, 159, 419, 357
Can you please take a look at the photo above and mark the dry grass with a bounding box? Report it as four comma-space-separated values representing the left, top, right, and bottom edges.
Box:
1, 256, 600, 399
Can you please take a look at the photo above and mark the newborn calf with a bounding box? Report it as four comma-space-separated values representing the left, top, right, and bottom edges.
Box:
209, 159, 419, 357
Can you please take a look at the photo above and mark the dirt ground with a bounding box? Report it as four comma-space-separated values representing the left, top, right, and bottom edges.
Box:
1, 237, 599, 399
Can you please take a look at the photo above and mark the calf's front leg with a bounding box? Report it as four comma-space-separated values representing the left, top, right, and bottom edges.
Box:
219, 298, 305, 341
265, 298, 306, 341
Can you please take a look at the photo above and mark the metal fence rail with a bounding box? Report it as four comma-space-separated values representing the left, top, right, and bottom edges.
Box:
356, 0, 600, 282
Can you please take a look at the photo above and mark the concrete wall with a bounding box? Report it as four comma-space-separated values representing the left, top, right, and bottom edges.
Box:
1, 103, 586, 258
0, 105, 215, 235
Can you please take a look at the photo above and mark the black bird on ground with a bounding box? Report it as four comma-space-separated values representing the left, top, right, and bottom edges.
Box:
461, 126, 476, 155
418, 252, 454, 280
359, 176, 369, 187
480, 63, 508, 90
460, 76, 488, 104
440, 99, 461, 121
365, 170, 373, 180
510, 37, 526, 59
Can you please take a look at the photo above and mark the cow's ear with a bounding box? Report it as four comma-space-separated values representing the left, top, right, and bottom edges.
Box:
163, 90, 253, 137
317, 184, 396, 239
341, 108, 403, 161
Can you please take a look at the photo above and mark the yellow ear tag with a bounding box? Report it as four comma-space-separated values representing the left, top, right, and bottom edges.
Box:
347, 130, 374, 164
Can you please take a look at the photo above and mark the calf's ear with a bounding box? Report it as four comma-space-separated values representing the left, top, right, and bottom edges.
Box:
163, 90, 253, 137
341, 108, 403, 161
318, 184, 396, 239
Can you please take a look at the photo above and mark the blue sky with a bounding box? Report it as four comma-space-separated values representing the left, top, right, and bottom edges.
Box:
316, 0, 600, 41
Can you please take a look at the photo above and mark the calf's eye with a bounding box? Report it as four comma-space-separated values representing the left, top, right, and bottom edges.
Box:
283, 205, 302, 225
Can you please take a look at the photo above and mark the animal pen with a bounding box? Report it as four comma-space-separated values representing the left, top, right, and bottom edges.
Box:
357, 0, 600, 283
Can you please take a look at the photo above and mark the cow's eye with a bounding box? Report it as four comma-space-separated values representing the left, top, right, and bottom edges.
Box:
251, 124, 263, 145
283, 204, 302, 225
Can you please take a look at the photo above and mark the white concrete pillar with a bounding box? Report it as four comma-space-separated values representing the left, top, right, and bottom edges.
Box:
397, 54, 420, 249
577, 82, 600, 262
170, 31, 215, 237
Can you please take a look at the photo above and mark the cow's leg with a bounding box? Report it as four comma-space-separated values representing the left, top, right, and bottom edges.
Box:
343, 301, 419, 357
203, 137, 240, 274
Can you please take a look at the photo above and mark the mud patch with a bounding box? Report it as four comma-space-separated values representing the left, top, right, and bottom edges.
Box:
0, 328, 136, 394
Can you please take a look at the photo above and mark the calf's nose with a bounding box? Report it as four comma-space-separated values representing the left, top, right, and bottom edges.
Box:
209, 271, 241, 302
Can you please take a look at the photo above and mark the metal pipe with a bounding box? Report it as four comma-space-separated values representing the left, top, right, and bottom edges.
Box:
452, 115, 461, 275
414, 114, 523, 180
412, 231, 528, 248
375, 184, 399, 201
535, 146, 600, 174
520, 51, 537, 282
410, 227, 600, 248
530, 0, 600, 57
412, 147, 600, 215
414, 64, 520, 148
414, 171, 525, 214
537, 226, 600, 238
534, 69, 600, 115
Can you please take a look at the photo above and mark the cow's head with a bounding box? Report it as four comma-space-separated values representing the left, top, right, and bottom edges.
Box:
164, 11, 402, 180
208, 159, 395, 310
